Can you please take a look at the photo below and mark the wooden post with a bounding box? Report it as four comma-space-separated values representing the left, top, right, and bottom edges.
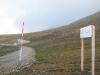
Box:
80, 25, 95, 75
92, 25, 95, 75
81, 38, 84, 71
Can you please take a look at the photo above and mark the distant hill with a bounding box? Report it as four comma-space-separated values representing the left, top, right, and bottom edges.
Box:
0, 11, 100, 44
24, 11, 100, 44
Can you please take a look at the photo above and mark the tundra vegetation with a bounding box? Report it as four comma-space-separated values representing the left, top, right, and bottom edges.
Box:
0, 11, 100, 75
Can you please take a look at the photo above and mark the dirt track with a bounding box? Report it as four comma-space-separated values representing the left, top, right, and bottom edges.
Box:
0, 46, 35, 69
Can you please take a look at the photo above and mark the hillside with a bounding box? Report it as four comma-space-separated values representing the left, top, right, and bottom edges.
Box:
25, 11, 100, 50
0, 11, 100, 75
0, 11, 100, 44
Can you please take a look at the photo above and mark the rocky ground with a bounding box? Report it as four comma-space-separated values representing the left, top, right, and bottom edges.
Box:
0, 40, 36, 75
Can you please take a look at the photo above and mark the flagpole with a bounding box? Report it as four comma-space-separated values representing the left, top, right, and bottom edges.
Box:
19, 20, 24, 61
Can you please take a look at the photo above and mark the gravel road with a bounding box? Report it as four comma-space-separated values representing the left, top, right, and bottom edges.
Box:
0, 46, 35, 69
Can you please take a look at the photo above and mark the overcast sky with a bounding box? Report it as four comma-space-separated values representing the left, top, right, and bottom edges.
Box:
0, 0, 100, 34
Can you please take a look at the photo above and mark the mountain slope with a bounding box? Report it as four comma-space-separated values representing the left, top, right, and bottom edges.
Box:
26, 11, 100, 75
24, 11, 100, 47
1, 11, 100, 75
0, 11, 100, 44
10, 11, 100, 75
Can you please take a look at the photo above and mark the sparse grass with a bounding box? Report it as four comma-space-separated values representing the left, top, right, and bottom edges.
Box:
3, 11, 100, 75
9, 35, 100, 75
0, 46, 19, 56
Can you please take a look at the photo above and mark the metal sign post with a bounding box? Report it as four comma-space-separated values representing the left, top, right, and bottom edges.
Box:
80, 25, 95, 75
